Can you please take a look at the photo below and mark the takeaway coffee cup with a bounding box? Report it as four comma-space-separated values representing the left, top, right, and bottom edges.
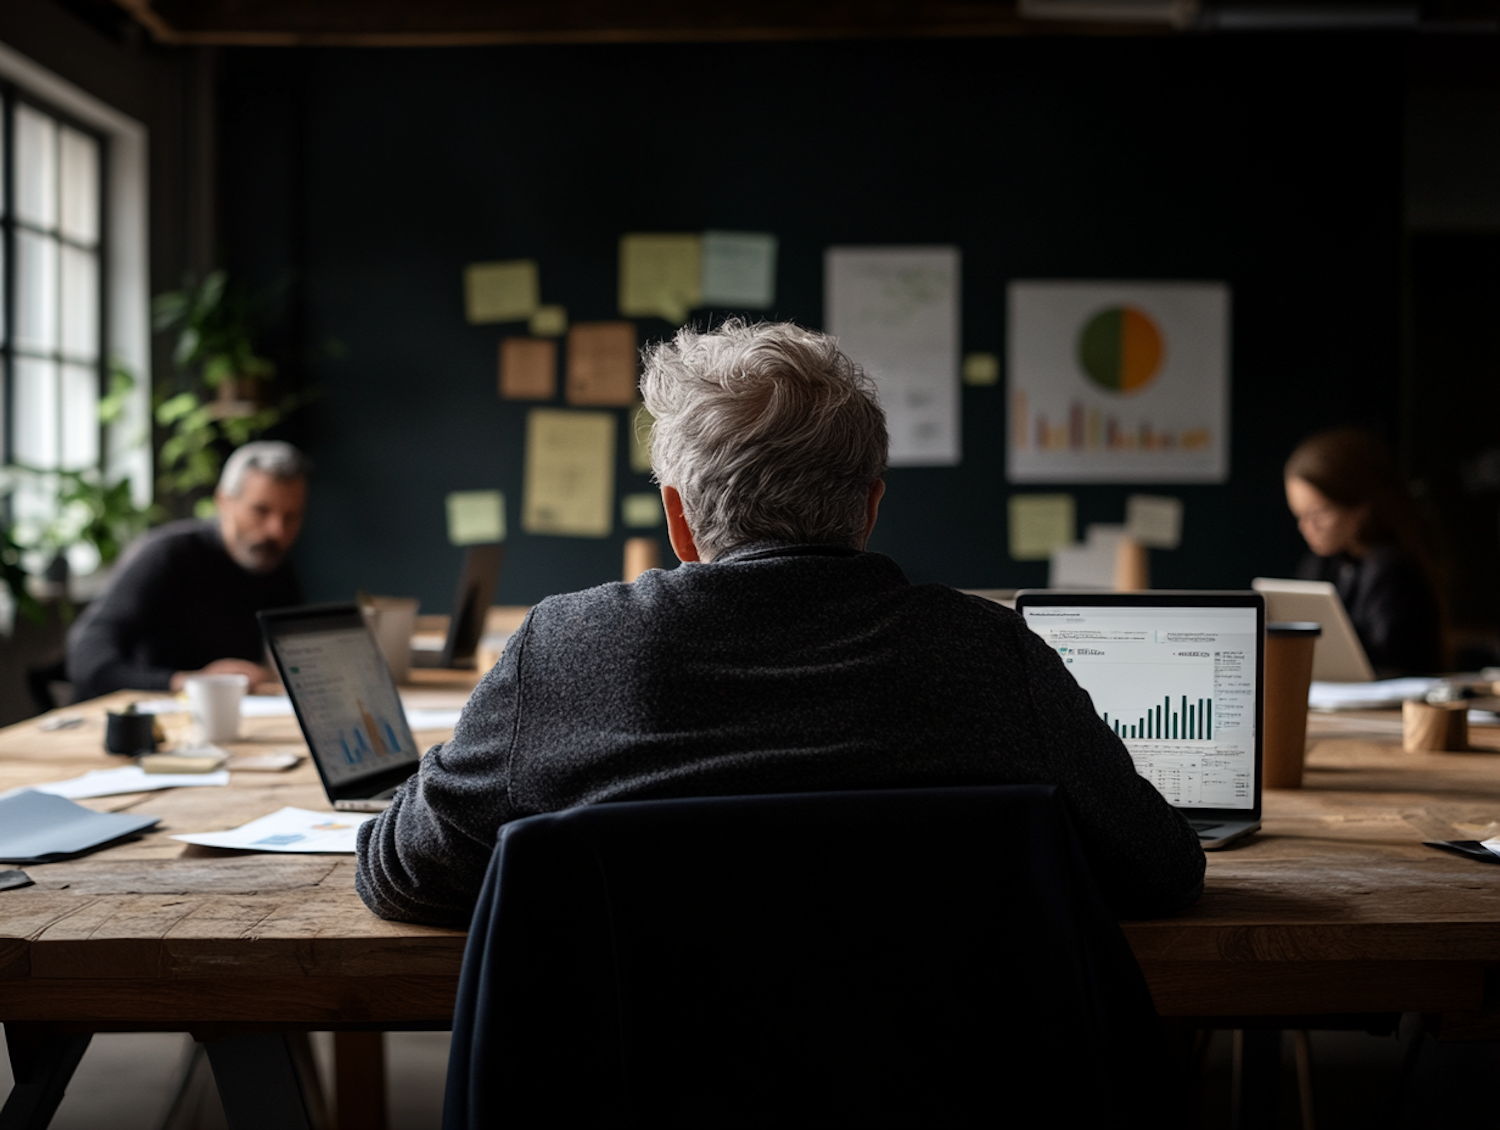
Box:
361, 596, 420, 684
184, 673, 248, 744
1263, 622, 1322, 788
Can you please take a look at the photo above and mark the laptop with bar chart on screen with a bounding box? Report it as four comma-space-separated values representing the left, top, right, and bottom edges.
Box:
1014, 590, 1265, 849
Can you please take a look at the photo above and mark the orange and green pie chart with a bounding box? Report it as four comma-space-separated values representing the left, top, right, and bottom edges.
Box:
1077, 306, 1163, 394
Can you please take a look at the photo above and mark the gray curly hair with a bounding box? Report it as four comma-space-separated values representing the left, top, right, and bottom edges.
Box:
639, 320, 888, 560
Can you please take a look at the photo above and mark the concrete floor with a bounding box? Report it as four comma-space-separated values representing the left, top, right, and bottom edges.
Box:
0, 1029, 452, 1130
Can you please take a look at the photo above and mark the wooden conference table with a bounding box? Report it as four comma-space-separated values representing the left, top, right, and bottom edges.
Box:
5, 692, 1500, 1126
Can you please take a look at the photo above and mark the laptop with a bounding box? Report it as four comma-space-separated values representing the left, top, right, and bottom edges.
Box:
258, 603, 422, 812
1014, 590, 1265, 850
412, 543, 505, 669
1251, 577, 1375, 682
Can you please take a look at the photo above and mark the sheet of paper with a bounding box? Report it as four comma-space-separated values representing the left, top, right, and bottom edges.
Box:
825, 247, 961, 466
406, 708, 463, 730
522, 409, 616, 537
0, 766, 231, 801
1049, 524, 1126, 589
629, 402, 654, 473
499, 337, 557, 400
566, 322, 637, 407
962, 352, 1000, 386
1308, 678, 1442, 711
241, 695, 294, 717
622, 492, 664, 528
464, 260, 539, 324
446, 490, 506, 546
619, 234, 701, 324
0, 791, 160, 862
1008, 494, 1075, 561
173, 807, 374, 854
529, 304, 567, 337
1126, 494, 1183, 549
1008, 280, 1230, 483
700, 231, 777, 308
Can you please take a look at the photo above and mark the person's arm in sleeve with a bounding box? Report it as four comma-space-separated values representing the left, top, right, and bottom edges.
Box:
66, 547, 177, 700
1011, 618, 1206, 918
355, 613, 535, 926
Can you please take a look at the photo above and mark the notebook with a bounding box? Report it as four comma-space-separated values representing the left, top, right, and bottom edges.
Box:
259, 604, 423, 812
1014, 590, 1264, 850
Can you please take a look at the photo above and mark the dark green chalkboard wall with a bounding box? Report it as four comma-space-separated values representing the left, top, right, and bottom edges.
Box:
220, 35, 1403, 611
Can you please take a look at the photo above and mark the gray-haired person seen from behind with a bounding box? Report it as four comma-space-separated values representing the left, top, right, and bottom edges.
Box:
67, 441, 310, 701
355, 320, 1205, 927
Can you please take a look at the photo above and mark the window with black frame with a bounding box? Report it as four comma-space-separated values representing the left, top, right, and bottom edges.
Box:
2, 89, 106, 530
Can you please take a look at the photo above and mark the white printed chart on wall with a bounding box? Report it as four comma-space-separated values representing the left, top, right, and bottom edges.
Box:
1007, 281, 1230, 483
825, 247, 960, 466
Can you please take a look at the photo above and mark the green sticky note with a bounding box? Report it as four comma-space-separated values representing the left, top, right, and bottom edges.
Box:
464, 261, 539, 324
629, 402, 654, 474
963, 352, 1000, 386
619, 234, 701, 324
1008, 494, 1075, 561
446, 491, 506, 545
622, 492, 664, 528
701, 231, 777, 308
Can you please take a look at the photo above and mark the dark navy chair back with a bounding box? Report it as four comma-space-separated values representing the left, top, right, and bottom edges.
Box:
443, 785, 1170, 1128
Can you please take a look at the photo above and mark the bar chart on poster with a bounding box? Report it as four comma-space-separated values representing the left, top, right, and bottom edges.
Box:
1023, 604, 1257, 809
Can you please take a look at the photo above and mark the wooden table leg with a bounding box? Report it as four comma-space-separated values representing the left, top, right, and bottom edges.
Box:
0, 1024, 91, 1130
201, 1032, 315, 1130
333, 1031, 387, 1130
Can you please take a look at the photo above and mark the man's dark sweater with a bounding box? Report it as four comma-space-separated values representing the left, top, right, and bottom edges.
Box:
66, 519, 302, 700
356, 544, 1205, 927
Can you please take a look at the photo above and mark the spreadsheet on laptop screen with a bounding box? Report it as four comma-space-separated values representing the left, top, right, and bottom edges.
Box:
1021, 605, 1258, 810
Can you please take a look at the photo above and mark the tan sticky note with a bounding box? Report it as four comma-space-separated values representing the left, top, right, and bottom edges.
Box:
619, 234, 701, 324
464, 261, 539, 324
567, 322, 638, 407
1125, 494, 1183, 549
628, 402, 654, 473
1008, 494, 1075, 561
499, 337, 557, 400
529, 304, 567, 337
621, 492, 664, 528
522, 409, 615, 537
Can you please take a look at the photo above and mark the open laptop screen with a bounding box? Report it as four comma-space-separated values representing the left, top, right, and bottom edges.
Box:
260, 605, 421, 793
1018, 597, 1260, 812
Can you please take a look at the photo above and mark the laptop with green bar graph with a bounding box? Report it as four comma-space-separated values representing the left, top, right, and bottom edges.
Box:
1014, 590, 1264, 850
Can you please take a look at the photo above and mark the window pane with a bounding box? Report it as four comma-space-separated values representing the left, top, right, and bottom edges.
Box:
59, 127, 100, 246
13, 355, 59, 470
15, 230, 59, 353
15, 105, 58, 230
60, 245, 99, 362
61, 363, 100, 470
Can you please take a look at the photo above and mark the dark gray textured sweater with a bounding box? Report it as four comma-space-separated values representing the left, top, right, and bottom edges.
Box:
355, 544, 1205, 927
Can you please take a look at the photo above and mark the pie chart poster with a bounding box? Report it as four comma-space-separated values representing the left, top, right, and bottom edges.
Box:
1007, 281, 1229, 483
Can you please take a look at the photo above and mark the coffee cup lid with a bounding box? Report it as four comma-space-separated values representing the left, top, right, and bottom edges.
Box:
1267, 621, 1322, 637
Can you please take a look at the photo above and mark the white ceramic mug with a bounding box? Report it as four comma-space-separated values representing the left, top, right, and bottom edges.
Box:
362, 596, 420, 684
184, 673, 248, 744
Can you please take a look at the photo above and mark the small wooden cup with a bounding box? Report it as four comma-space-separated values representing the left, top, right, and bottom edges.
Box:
1402, 700, 1469, 753
1264, 622, 1321, 788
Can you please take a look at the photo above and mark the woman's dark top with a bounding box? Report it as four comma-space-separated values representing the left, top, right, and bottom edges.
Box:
1296, 544, 1443, 676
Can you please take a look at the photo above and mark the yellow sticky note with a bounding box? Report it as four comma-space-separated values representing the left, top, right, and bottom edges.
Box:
622, 492, 664, 528
963, 352, 1000, 386
464, 261, 539, 324
530, 304, 568, 337
446, 491, 506, 545
522, 409, 616, 537
1008, 494, 1075, 561
629, 402, 654, 474
619, 234, 701, 324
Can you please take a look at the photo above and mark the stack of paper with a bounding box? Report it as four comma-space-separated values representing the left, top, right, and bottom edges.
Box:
173, 807, 374, 854
1308, 678, 1442, 711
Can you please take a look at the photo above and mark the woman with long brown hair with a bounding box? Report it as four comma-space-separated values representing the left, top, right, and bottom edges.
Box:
1284, 427, 1444, 676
